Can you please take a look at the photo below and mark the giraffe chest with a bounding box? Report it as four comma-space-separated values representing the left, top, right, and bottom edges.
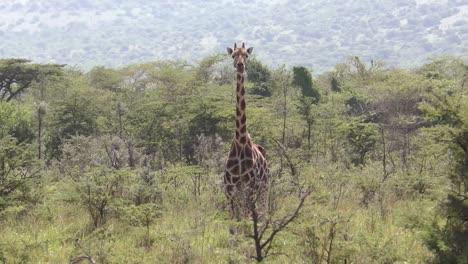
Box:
226, 144, 254, 173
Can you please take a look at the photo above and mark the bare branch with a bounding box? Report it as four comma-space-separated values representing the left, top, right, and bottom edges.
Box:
70, 255, 96, 264
247, 186, 312, 262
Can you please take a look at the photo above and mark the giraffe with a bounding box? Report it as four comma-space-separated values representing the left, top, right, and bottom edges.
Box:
224, 42, 271, 224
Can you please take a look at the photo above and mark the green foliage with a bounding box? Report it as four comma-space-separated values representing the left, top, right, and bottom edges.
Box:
126, 95, 173, 159
247, 57, 273, 96
292, 66, 320, 102
0, 136, 38, 211
71, 167, 132, 229
1, 55, 466, 263
46, 88, 100, 159
344, 92, 369, 117
88, 66, 122, 92
195, 53, 229, 84
0, 102, 34, 143
419, 70, 468, 263
0, 58, 63, 102
341, 117, 379, 166
330, 75, 342, 92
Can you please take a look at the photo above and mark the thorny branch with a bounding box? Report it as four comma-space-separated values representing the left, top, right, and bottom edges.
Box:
246, 186, 312, 262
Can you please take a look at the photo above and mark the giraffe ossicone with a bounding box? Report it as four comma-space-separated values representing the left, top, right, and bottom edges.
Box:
224, 42, 271, 221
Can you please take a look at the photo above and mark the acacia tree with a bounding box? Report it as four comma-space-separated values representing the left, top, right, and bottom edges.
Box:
46, 89, 99, 160
293, 66, 321, 161
420, 75, 468, 263
341, 117, 379, 166
248, 57, 273, 96
271, 66, 292, 145
0, 136, 38, 211
0, 102, 37, 211
0, 59, 63, 102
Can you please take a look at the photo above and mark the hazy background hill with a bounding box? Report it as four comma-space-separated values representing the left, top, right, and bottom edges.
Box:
1, 0, 467, 71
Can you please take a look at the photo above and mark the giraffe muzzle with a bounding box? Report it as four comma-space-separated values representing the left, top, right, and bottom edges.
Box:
236, 63, 245, 72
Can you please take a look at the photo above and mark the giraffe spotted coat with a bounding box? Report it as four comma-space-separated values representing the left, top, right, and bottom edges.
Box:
224, 43, 271, 220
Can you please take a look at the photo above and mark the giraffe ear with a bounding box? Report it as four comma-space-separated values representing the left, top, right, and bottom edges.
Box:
227, 47, 233, 55
246, 47, 253, 55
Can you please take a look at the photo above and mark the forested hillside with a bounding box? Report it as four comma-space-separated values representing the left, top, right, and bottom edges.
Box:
1, 0, 467, 71
0, 54, 467, 263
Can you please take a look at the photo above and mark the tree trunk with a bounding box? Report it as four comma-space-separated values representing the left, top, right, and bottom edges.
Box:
307, 121, 312, 162
37, 109, 43, 160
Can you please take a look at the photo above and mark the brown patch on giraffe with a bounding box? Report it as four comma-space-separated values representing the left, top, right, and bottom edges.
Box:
242, 173, 253, 183
226, 159, 237, 168
226, 184, 234, 193
229, 145, 237, 157
240, 125, 246, 135
244, 144, 252, 156
259, 168, 264, 178
236, 108, 241, 117
239, 136, 246, 145
231, 175, 240, 183
235, 180, 242, 189
230, 165, 240, 175
240, 88, 245, 96
240, 114, 246, 124
240, 100, 245, 110
242, 159, 253, 169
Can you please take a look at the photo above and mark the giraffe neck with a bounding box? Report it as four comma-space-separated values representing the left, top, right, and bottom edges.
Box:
235, 71, 248, 145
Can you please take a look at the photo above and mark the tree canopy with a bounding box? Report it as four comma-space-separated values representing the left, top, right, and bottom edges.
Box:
0, 59, 63, 102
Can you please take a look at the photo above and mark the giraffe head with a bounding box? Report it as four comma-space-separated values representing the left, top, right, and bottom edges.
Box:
227, 42, 253, 73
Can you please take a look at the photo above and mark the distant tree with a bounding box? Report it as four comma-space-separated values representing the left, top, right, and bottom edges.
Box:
293, 66, 320, 161
341, 117, 379, 166
195, 53, 227, 84
292, 66, 320, 102
186, 103, 226, 163
271, 66, 292, 144
330, 75, 342, 92
345, 92, 370, 117
0, 102, 34, 143
0, 59, 63, 102
46, 90, 99, 160
345, 56, 384, 82
0, 136, 38, 211
248, 58, 272, 96
88, 66, 122, 92
419, 74, 468, 263
417, 56, 468, 88
71, 167, 130, 229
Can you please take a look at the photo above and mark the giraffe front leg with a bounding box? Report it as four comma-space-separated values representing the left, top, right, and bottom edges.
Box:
256, 185, 270, 220
225, 184, 239, 235
228, 198, 237, 235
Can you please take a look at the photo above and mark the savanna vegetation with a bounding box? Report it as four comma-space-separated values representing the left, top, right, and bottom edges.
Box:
0, 55, 467, 263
